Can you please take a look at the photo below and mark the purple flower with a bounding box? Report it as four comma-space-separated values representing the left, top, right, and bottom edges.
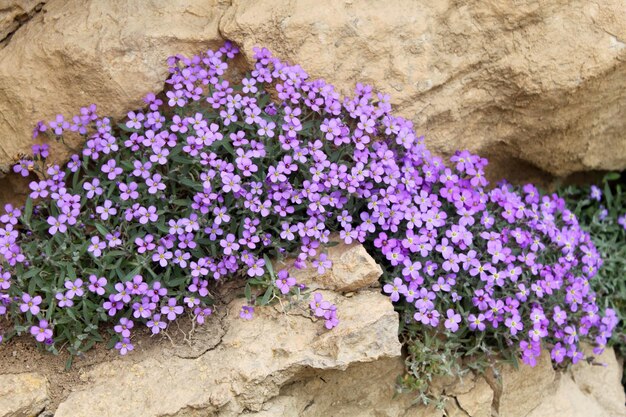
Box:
147, 314, 167, 334
115, 338, 134, 355
240, 305, 254, 320
444, 309, 461, 332
88, 236, 106, 257
161, 298, 183, 321
29, 181, 49, 199
20, 293, 42, 315
275, 270, 296, 294
64, 278, 84, 299
468, 313, 486, 331
152, 246, 173, 267
101, 159, 122, 180
247, 258, 265, 277
114, 318, 134, 338
138, 206, 158, 224
383, 277, 407, 302
88, 275, 107, 296
47, 215, 67, 235
589, 185, 602, 201
30, 320, 53, 342
96, 200, 117, 220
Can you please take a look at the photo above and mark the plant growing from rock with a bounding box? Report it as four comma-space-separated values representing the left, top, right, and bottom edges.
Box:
0, 43, 617, 399
559, 173, 626, 387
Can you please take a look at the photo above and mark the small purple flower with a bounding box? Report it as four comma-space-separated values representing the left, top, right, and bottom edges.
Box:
240, 305, 254, 320
114, 318, 134, 338
88, 236, 106, 257
147, 314, 167, 334
96, 200, 117, 220
47, 215, 67, 235
20, 293, 42, 315
444, 309, 461, 332
88, 275, 107, 296
383, 277, 407, 302
64, 278, 84, 298
275, 270, 296, 294
30, 320, 53, 342
115, 338, 134, 355
161, 298, 183, 321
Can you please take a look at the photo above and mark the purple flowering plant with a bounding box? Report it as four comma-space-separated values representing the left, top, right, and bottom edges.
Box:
0, 42, 617, 395
559, 172, 626, 387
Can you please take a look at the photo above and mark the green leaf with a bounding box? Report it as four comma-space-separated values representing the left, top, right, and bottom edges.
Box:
260, 285, 273, 306
94, 223, 109, 237
22, 197, 33, 225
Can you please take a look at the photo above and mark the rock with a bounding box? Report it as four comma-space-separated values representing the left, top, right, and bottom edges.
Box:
278, 240, 383, 292
247, 358, 437, 417
54, 289, 402, 417
0, 1, 44, 43
220, 0, 626, 181
570, 346, 626, 417
1, 0, 626, 187
0, 372, 49, 417
0, 0, 228, 173
526, 373, 611, 417
485, 351, 556, 417
455, 377, 493, 417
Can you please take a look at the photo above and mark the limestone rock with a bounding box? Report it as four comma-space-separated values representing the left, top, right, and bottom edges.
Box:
485, 351, 556, 417
455, 377, 493, 417
54, 289, 402, 417
570, 347, 626, 417
278, 240, 383, 292
0, 372, 49, 417
246, 358, 437, 417
221, 0, 626, 181
0, 1, 45, 44
0, 0, 228, 173
526, 373, 612, 417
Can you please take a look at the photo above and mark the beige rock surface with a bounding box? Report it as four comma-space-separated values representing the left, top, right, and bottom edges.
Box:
0, 0, 44, 43
0, 372, 49, 417
485, 351, 556, 417
1, 0, 626, 185
53, 289, 402, 417
220, 0, 626, 181
0, 0, 229, 173
278, 239, 383, 292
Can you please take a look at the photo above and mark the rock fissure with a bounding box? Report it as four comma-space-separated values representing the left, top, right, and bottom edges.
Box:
0, 1, 46, 47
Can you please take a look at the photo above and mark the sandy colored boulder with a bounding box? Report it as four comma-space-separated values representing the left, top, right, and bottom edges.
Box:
570, 346, 626, 417
526, 373, 612, 417
485, 351, 556, 417
54, 289, 401, 417
221, 0, 626, 181
0, 0, 228, 173
0, 372, 49, 417
278, 240, 383, 292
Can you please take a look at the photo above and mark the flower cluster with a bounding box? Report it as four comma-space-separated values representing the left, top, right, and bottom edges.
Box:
559, 172, 625, 386
0, 42, 615, 380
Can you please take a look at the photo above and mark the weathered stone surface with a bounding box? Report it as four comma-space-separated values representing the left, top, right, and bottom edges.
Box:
570, 346, 626, 417
0, 372, 49, 417
455, 377, 493, 417
1, 0, 626, 185
246, 358, 439, 417
220, 0, 626, 181
527, 373, 611, 417
279, 240, 383, 292
0, 0, 228, 173
54, 289, 401, 417
485, 351, 556, 417
0, 0, 44, 43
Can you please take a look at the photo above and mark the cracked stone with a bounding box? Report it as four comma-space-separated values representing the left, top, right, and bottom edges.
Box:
0, 372, 49, 417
